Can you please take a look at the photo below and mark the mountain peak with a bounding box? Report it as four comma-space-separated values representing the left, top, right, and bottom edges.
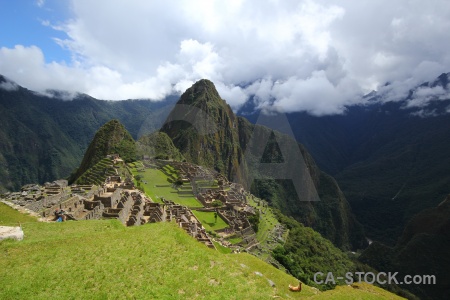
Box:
69, 119, 136, 183
177, 79, 223, 107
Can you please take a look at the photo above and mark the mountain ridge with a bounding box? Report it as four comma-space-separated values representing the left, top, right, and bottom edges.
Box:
238, 72, 450, 246
359, 195, 450, 300
0, 79, 177, 191
160, 79, 366, 250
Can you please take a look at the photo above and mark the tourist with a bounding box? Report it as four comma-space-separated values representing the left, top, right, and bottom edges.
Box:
54, 208, 67, 222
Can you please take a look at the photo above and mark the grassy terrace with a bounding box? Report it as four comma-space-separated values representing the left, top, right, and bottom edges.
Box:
248, 197, 280, 243
0, 202, 38, 226
191, 210, 228, 231
131, 163, 202, 207
0, 204, 403, 299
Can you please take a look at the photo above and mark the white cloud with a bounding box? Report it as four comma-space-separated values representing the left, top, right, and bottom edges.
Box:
2, 0, 450, 114
0, 81, 19, 91
411, 109, 438, 118
406, 86, 450, 108
259, 71, 361, 116
215, 82, 248, 108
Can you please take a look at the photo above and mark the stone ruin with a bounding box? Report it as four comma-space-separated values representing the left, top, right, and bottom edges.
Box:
2, 174, 148, 227
158, 161, 249, 210
0, 156, 261, 250
150, 161, 258, 246
142, 199, 215, 249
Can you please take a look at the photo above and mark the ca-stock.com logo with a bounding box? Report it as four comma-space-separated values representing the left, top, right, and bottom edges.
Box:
313, 271, 436, 286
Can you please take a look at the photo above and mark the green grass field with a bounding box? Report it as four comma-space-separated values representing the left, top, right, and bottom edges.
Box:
227, 236, 243, 245
248, 198, 279, 243
0, 201, 403, 299
192, 210, 229, 231
132, 166, 202, 207
0, 202, 38, 226
213, 241, 232, 254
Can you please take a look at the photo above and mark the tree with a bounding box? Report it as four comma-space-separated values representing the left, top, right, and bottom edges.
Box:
211, 200, 223, 208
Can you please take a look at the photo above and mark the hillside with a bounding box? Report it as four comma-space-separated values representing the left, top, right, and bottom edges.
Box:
69, 119, 136, 182
239, 73, 450, 246
0, 203, 403, 300
137, 131, 184, 161
0, 75, 176, 192
160, 79, 246, 183
161, 80, 365, 250
359, 196, 450, 300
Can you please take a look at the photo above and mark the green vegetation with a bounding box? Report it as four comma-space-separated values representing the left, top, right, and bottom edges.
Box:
160, 81, 365, 250
0, 202, 38, 226
160, 79, 246, 183
131, 164, 202, 207
137, 131, 184, 161
0, 79, 175, 191
0, 205, 402, 300
247, 210, 260, 232
359, 197, 450, 300
245, 198, 409, 297
213, 241, 232, 254
248, 199, 279, 243
191, 210, 228, 231
70, 120, 136, 183
271, 209, 356, 290
74, 157, 116, 185
307, 283, 405, 300
281, 95, 450, 247
227, 236, 243, 244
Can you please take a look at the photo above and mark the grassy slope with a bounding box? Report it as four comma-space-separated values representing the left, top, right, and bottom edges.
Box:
0, 205, 403, 300
191, 210, 228, 231
0, 202, 38, 226
131, 164, 202, 207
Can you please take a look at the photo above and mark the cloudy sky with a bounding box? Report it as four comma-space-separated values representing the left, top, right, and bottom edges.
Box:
1, 0, 450, 115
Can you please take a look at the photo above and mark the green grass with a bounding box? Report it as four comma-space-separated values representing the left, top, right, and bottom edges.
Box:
248, 198, 278, 243
213, 241, 232, 254
192, 210, 228, 231
132, 165, 202, 207
308, 282, 405, 299
0, 203, 403, 299
228, 237, 243, 245
0, 202, 38, 226
0, 220, 310, 300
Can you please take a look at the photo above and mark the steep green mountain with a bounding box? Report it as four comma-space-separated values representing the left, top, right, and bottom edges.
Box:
239, 73, 450, 246
359, 195, 450, 300
238, 117, 366, 250
70, 119, 136, 182
137, 131, 184, 161
160, 79, 246, 183
161, 79, 365, 250
0, 75, 175, 192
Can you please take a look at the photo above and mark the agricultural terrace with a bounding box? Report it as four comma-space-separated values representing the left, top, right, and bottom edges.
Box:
130, 162, 203, 207
247, 197, 289, 260
191, 210, 228, 232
